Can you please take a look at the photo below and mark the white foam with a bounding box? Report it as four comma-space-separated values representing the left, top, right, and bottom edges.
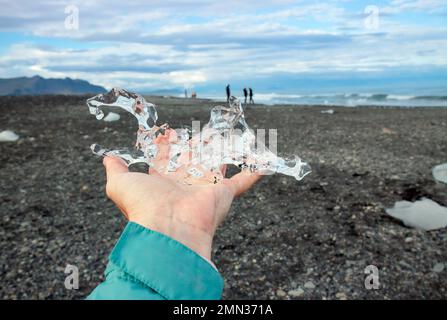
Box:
0, 130, 19, 142
386, 198, 447, 231
388, 94, 415, 100
321, 109, 334, 114
103, 112, 120, 122
254, 93, 302, 101
432, 163, 447, 184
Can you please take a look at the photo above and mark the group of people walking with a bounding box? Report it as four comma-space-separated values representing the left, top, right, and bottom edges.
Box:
226, 84, 254, 104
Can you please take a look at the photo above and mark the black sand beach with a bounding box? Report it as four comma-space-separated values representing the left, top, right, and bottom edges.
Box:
0, 95, 446, 299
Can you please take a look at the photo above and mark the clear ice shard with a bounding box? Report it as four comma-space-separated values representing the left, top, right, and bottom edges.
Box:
386, 198, 447, 231
433, 163, 447, 184
0, 130, 19, 142
103, 112, 120, 122
86, 88, 311, 184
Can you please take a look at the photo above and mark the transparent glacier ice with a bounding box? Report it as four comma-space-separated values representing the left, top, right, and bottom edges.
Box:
86, 88, 311, 184
103, 112, 120, 122
433, 163, 447, 184
0, 130, 19, 142
386, 198, 447, 231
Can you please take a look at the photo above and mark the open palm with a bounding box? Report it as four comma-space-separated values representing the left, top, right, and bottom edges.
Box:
103, 155, 260, 260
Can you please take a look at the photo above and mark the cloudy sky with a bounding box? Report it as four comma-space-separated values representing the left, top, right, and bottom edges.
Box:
0, 0, 446, 94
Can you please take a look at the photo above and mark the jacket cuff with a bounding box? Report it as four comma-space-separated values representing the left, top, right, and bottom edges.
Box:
109, 222, 224, 300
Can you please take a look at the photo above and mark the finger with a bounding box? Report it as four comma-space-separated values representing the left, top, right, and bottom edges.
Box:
151, 129, 173, 171
148, 166, 162, 176
225, 170, 262, 197
103, 157, 130, 220
220, 164, 227, 177
103, 156, 129, 181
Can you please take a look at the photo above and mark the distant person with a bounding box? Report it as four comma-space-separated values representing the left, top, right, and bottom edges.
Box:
243, 87, 248, 104
184, 89, 187, 98
249, 88, 254, 104
191, 91, 197, 99
226, 84, 230, 102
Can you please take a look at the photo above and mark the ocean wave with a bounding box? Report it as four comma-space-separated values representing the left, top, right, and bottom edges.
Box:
411, 95, 447, 101
252, 92, 447, 107
200, 92, 447, 107
387, 94, 416, 100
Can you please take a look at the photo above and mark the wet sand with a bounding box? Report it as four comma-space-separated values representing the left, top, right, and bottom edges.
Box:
0, 95, 446, 299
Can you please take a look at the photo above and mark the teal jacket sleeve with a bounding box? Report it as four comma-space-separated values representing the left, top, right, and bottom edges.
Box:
87, 222, 224, 300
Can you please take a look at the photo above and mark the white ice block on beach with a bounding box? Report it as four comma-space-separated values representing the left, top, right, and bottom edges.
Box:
386, 198, 447, 231
103, 112, 120, 122
321, 109, 334, 114
0, 130, 19, 142
432, 163, 447, 184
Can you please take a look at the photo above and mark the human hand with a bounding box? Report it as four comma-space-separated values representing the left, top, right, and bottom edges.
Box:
103, 133, 261, 261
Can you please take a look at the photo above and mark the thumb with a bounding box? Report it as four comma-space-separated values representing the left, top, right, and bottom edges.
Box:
103, 156, 129, 181
103, 156, 130, 219
225, 170, 262, 197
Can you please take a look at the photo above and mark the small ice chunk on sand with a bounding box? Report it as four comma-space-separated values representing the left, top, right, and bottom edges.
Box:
0, 130, 19, 142
432, 262, 445, 273
386, 198, 447, 231
321, 109, 334, 114
432, 163, 447, 184
103, 112, 120, 122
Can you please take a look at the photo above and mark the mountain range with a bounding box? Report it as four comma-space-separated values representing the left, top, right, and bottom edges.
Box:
0, 76, 107, 95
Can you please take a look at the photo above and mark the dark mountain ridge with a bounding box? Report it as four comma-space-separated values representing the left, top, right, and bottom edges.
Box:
0, 75, 106, 95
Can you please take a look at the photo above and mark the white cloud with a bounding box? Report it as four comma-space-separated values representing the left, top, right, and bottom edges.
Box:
0, 0, 446, 90
385, 0, 446, 13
